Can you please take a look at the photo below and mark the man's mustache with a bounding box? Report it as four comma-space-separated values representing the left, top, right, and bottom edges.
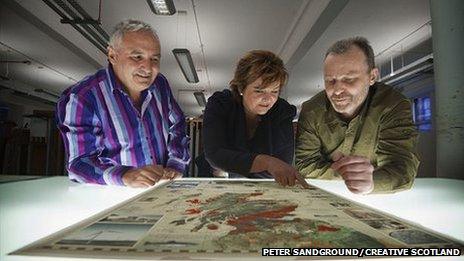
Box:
331, 94, 351, 100
135, 70, 152, 77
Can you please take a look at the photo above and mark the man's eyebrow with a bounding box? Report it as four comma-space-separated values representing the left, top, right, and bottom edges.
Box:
129, 50, 161, 57
324, 71, 360, 78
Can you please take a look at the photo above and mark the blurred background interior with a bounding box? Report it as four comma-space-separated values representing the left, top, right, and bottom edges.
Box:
0, 0, 462, 180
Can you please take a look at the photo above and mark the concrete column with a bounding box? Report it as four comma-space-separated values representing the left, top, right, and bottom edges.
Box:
430, 0, 464, 179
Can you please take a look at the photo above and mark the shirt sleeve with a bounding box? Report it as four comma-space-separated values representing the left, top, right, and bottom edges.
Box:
203, 94, 257, 175
56, 93, 132, 185
371, 99, 420, 193
295, 107, 334, 178
165, 83, 190, 174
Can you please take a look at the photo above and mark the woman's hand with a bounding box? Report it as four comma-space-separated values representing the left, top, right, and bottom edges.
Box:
253, 155, 309, 188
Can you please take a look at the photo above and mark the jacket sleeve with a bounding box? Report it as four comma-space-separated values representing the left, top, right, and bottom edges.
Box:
165, 82, 190, 174
202, 93, 257, 175
295, 105, 334, 178
56, 93, 131, 185
371, 99, 420, 193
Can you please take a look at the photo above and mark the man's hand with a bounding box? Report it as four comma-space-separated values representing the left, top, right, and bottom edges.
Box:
331, 154, 374, 194
163, 168, 183, 180
265, 156, 310, 189
122, 165, 175, 188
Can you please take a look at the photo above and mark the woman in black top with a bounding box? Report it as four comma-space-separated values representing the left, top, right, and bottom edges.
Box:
203, 50, 308, 188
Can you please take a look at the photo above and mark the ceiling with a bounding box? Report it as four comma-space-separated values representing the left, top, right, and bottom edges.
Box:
0, 0, 430, 116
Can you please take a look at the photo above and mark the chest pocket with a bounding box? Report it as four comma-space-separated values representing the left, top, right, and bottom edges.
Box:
351, 116, 378, 163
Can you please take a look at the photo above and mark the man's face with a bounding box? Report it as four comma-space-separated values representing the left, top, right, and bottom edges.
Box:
323, 46, 378, 119
108, 31, 161, 94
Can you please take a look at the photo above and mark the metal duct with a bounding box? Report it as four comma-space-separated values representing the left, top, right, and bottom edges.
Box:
67, 0, 109, 40
42, 0, 108, 53
379, 54, 434, 86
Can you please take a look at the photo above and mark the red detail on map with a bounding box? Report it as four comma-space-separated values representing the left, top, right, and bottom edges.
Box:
317, 224, 339, 232
207, 224, 219, 230
186, 208, 201, 215
226, 205, 297, 234
186, 198, 201, 204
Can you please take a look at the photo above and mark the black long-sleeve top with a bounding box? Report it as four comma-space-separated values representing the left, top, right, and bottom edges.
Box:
203, 89, 296, 178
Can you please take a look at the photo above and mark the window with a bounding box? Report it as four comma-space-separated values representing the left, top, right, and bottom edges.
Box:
413, 96, 432, 132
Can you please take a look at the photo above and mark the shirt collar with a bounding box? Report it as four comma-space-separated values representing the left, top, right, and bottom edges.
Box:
107, 64, 124, 93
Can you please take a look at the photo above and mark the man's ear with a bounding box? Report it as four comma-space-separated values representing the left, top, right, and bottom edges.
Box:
369, 68, 379, 86
108, 46, 117, 65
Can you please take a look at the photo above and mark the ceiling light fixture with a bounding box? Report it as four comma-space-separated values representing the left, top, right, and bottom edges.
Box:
172, 49, 199, 83
147, 0, 176, 15
193, 91, 206, 107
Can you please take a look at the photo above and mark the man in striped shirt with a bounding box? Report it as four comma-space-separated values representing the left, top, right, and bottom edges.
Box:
57, 20, 190, 188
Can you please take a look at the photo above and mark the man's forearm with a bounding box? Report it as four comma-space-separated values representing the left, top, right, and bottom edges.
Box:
296, 158, 334, 179
371, 160, 418, 193
68, 157, 131, 186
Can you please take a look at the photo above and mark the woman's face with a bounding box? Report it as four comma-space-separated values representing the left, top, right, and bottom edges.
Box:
242, 77, 280, 117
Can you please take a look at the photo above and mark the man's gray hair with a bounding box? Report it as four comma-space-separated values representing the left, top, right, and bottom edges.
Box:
325, 36, 375, 71
108, 19, 159, 48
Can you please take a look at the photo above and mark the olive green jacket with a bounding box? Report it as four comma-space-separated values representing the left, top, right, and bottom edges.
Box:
295, 82, 420, 193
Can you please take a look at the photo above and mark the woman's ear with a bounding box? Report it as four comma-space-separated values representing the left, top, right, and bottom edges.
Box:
238, 86, 244, 96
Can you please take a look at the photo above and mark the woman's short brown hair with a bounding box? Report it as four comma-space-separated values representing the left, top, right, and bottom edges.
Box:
230, 50, 288, 101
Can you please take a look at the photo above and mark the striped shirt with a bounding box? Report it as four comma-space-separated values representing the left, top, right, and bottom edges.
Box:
56, 66, 190, 185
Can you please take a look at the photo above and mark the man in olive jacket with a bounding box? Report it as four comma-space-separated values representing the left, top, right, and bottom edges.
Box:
295, 37, 420, 194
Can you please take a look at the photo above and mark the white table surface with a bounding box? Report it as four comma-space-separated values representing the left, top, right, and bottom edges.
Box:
1, 177, 463, 261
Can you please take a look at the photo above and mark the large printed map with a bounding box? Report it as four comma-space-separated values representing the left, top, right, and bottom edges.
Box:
14, 179, 464, 259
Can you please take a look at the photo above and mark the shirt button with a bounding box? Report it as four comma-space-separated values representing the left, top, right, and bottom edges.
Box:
146, 136, 149, 140
150, 156, 153, 159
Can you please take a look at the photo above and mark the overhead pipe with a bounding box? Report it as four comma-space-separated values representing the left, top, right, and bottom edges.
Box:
66, 0, 109, 41
53, 0, 108, 48
41, 0, 107, 53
